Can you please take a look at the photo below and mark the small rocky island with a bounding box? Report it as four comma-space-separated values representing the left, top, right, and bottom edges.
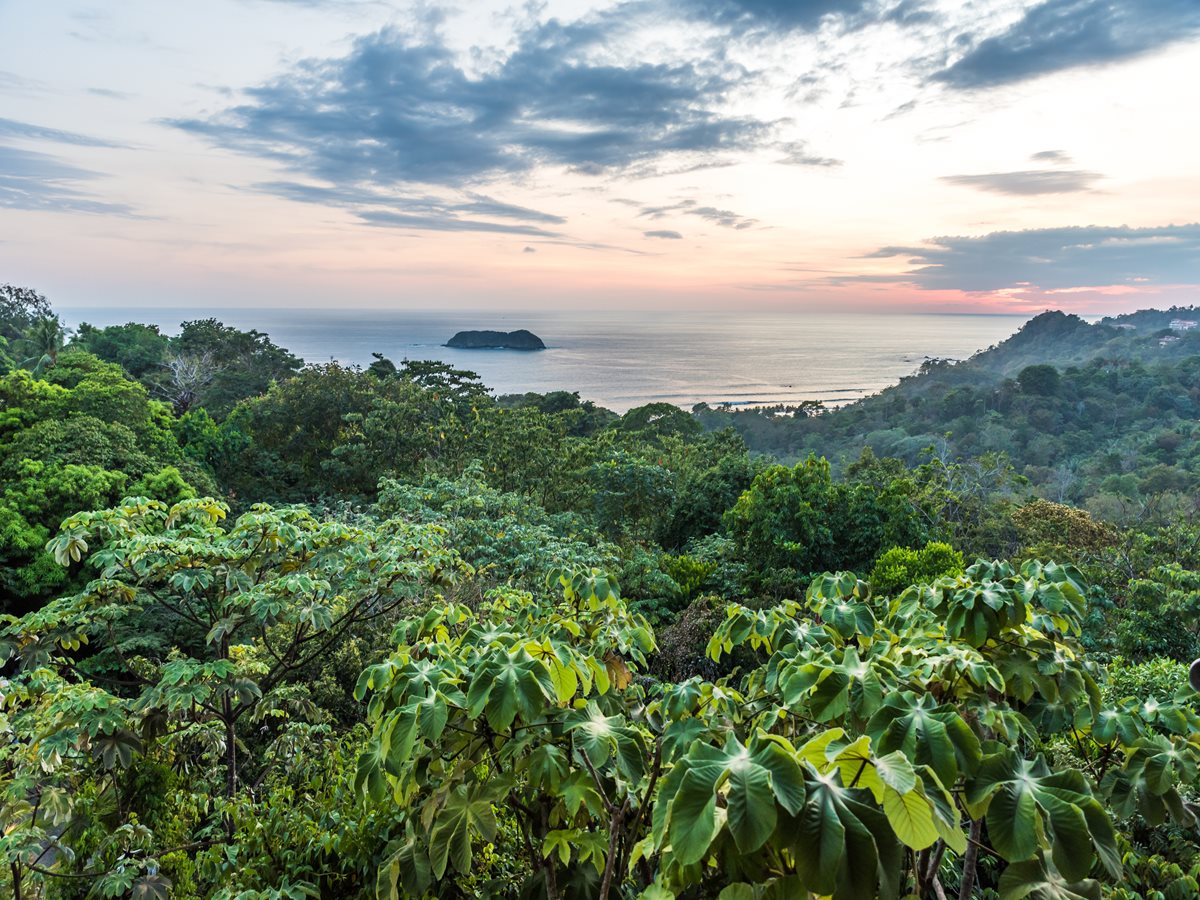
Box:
445, 329, 546, 350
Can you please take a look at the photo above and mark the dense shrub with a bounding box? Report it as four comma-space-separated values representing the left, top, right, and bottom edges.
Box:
869, 540, 965, 596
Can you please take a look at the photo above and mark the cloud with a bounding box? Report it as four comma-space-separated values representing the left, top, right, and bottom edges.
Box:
358, 210, 558, 236
527, 238, 650, 255
457, 193, 565, 225
940, 169, 1103, 195
645, 229, 683, 239
1031, 150, 1071, 163
252, 179, 565, 235
864, 223, 1200, 292
675, 0, 899, 33
172, 21, 776, 189
0, 117, 120, 147
637, 198, 756, 229
691, 206, 756, 229
0, 71, 42, 94
933, 0, 1200, 89
775, 140, 842, 167
87, 87, 135, 100
878, 0, 936, 27
0, 145, 134, 215
241, 0, 380, 6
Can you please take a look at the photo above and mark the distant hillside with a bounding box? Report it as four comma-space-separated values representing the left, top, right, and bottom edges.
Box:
1100, 305, 1200, 332
969, 307, 1200, 374
697, 307, 1200, 513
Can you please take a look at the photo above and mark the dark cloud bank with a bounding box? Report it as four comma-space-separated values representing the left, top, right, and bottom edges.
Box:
172, 19, 775, 232
934, 0, 1200, 89
866, 224, 1200, 292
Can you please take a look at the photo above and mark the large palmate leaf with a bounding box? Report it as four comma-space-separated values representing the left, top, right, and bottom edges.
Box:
354, 732, 390, 802
996, 852, 1102, 900
466, 647, 554, 731
657, 735, 808, 862
566, 702, 648, 783
726, 751, 778, 854
377, 827, 433, 900
966, 750, 1119, 882
788, 767, 903, 899
428, 783, 502, 879
825, 735, 946, 852
867, 691, 981, 787
1102, 732, 1200, 827
668, 768, 723, 865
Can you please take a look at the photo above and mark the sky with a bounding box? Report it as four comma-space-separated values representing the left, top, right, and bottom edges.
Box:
1, 0, 1198, 315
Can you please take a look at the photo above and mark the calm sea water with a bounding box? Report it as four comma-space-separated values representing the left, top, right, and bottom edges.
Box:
60, 308, 1029, 413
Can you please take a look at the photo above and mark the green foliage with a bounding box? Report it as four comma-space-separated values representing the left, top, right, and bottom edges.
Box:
6, 295, 1200, 898
1013, 499, 1118, 562
16, 314, 68, 376
1115, 565, 1200, 662
0, 358, 212, 613
0, 496, 466, 897
217, 360, 492, 501
1084, 522, 1200, 663
1017, 363, 1062, 396
588, 450, 675, 542
497, 389, 618, 436
73, 321, 170, 379
168, 318, 303, 418
869, 541, 965, 597
351, 556, 1200, 898
725, 455, 926, 596
660, 553, 717, 601
1101, 657, 1188, 706
0, 283, 53, 342
657, 429, 764, 550
691, 560, 1185, 898
617, 402, 702, 443
698, 312, 1200, 513
376, 464, 612, 592
617, 544, 685, 625
355, 566, 655, 898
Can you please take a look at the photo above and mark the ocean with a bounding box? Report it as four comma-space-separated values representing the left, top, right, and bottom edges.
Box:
60, 308, 1030, 414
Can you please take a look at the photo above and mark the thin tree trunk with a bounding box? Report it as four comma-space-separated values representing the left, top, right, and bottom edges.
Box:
923, 840, 947, 895
11, 862, 22, 900
599, 807, 625, 900
958, 819, 982, 900
224, 702, 237, 799
915, 848, 929, 897
541, 802, 559, 900
222, 634, 237, 840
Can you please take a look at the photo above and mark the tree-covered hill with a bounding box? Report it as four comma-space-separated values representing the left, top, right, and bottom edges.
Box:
698, 307, 1200, 517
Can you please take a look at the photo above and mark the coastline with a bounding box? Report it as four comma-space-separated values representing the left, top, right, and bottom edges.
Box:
56, 307, 1029, 415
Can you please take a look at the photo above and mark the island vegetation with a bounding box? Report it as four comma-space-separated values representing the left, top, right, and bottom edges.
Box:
4, 283, 1200, 899
446, 329, 546, 351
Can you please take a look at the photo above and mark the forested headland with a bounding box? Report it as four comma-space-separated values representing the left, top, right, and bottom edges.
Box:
5, 283, 1200, 899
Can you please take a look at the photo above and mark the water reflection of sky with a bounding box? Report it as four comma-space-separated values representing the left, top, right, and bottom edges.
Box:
61, 308, 1028, 413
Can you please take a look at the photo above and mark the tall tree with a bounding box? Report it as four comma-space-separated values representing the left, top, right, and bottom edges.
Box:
17, 316, 67, 376
0, 284, 52, 342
